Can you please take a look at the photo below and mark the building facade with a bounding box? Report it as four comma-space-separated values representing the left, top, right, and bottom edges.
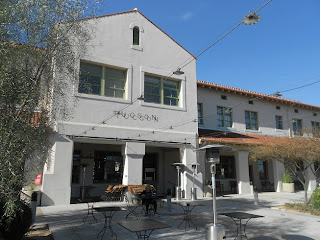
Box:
197, 80, 320, 194
41, 10, 200, 206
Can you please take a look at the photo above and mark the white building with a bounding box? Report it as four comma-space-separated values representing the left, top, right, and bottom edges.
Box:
197, 80, 320, 195
41, 9, 200, 206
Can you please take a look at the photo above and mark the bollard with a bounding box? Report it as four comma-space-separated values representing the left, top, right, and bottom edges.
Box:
191, 187, 197, 200
253, 186, 259, 205
167, 189, 172, 212
31, 192, 38, 223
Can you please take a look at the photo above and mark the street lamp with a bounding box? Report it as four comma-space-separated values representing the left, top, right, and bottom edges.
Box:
172, 163, 184, 200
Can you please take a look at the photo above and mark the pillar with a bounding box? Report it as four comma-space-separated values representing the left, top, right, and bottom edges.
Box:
122, 142, 145, 185
235, 150, 251, 194
272, 159, 284, 192
306, 163, 317, 191
41, 134, 73, 205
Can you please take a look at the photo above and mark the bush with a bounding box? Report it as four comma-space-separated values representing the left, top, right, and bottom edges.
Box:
311, 189, 320, 210
0, 200, 32, 240
281, 171, 293, 183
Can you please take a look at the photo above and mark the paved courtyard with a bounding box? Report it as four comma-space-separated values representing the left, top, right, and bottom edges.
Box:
35, 191, 319, 240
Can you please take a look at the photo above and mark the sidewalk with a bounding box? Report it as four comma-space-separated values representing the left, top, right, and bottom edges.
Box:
34, 191, 319, 240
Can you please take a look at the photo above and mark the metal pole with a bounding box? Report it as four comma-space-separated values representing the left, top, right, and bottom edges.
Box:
211, 166, 217, 226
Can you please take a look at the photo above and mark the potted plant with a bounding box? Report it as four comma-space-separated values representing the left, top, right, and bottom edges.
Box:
282, 171, 294, 193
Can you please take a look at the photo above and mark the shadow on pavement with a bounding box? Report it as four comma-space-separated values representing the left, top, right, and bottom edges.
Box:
282, 235, 316, 240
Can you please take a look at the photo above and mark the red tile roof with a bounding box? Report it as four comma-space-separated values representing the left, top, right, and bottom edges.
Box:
197, 80, 320, 111
78, 9, 196, 60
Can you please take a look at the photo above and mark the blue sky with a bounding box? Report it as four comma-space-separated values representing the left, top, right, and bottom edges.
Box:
102, 0, 320, 106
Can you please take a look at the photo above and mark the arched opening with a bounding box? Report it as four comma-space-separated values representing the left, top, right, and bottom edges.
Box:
133, 26, 140, 46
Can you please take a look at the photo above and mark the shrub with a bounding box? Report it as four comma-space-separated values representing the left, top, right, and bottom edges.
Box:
281, 171, 293, 183
0, 200, 32, 240
311, 189, 320, 210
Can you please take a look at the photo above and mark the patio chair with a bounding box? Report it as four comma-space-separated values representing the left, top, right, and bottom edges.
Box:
216, 181, 224, 193
230, 180, 237, 193
124, 195, 140, 219
101, 185, 114, 202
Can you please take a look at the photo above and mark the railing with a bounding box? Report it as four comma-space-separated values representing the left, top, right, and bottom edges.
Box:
20, 191, 32, 205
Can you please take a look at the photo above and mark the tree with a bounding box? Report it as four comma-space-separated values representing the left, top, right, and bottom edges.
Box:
0, 0, 102, 237
249, 134, 320, 204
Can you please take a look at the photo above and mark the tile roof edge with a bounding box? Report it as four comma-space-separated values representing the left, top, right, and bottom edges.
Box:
197, 80, 320, 110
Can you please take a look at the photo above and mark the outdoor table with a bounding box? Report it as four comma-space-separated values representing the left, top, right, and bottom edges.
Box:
118, 219, 171, 239
219, 211, 264, 240
93, 206, 126, 240
78, 197, 97, 223
173, 201, 205, 231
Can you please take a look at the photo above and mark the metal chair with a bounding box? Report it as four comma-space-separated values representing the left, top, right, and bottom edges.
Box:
230, 180, 237, 193
215, 181, 224, 193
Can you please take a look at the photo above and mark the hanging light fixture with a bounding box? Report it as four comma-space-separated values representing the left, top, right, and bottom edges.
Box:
173, 68, 184, 75
242, 12, 261, 25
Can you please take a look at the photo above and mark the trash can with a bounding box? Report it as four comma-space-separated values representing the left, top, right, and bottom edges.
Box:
206, 223, 226, 240
191, 187, 197, 200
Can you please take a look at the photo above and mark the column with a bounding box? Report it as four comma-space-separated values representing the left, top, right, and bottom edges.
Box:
272, 159, 284, 192
306, 163, 317, 191
235, 150, 251, 194
122, 142, 145, 185
41, 133, 74, 205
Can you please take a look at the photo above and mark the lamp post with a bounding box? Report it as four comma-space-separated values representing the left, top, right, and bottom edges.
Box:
172, 163, 184, 200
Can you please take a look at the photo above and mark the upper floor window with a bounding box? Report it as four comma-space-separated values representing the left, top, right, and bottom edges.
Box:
144, 74, 180, 107
275, 115, 283, 129
292, 118, 302, 135
217, 106, 232, 128
198, 103, 204, 125
311, 121, 320, 134
245, 111, 258, 130
79, 62, 127, 99
133, 26, 140, 45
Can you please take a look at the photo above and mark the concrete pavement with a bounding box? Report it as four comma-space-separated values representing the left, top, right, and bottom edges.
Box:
34, 191, 320, 240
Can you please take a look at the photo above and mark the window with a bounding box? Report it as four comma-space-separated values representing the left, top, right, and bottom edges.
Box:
258, 160, 267, 180
217, 106, 232, 128
275, 115, 283, 129
93, 151, 123, 183
245, 111, 258, 130
248, 100, 254, 105
72, 151, 81, 184
198, 103, 204, 125
221, 95, 227, 100
312, 121, 320, 134
294, 109, 299, 113
144, 74, 180, 106
292, 118, 302, 135
216, 156, 235, 179
313, 113, 317, 117
79, 62, 127, 99
276, 106, 281, 110
133, 26, 140, 45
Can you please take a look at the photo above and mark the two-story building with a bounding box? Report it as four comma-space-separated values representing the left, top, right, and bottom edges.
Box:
41, 9, 200, 206
197, 80, 320, 195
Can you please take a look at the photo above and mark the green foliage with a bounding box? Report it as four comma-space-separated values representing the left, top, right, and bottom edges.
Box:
281, 171, 293, 183
311, 189, 320, 210
284, 202, 320, 216
0, 199, 32, 240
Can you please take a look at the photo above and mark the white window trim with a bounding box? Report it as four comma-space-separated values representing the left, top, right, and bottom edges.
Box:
140, 65, 186, 112
75, 57, 133, 103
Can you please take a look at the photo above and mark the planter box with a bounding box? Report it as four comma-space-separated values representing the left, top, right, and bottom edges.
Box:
282, 183, 294, 193
204, 185, 213, 197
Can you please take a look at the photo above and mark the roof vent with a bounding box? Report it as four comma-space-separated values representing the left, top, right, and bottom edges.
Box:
133, 8, 138, 11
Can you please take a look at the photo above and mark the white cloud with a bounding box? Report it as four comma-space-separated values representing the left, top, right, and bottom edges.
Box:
181, 12, 193, 21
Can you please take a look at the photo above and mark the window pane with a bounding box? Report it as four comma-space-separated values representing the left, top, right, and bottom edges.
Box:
164, 80, 179, 106
144, 75, 161, 104
216, 156, 235, 179
79, 62, 102, 95
198, 103, 203, 125
133, 27, 139, 45
245, 111, 258, 130
105, 67, 126, 99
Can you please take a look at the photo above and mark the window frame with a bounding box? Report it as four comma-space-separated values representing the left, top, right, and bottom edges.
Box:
144, 73, 181, 107
197, 103, 204, 125
217, 106, 232, 128
245, 110, 258, 130
292, 118, 302, 135
78, 61, 127, 100
311, 121, 320, 134
275, 115, 283, 130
